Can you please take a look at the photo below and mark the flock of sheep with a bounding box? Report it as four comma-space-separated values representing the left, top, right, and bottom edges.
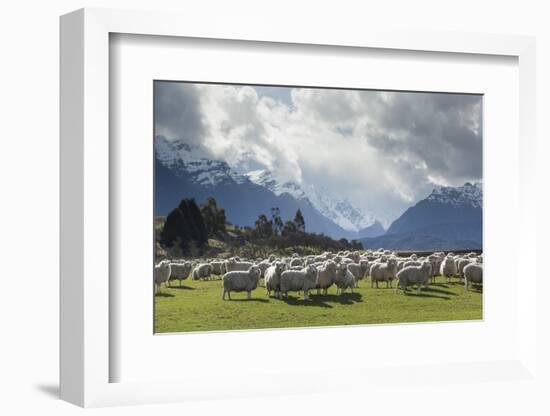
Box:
154, 249, 483, 300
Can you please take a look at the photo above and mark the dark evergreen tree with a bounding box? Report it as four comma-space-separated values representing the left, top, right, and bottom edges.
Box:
201, 197, 226, 237
293, 209, 305, 233
254, 214, 273, 237
160, 198, 208, 253
271, 207, 283, 235
282, 220, 298, 236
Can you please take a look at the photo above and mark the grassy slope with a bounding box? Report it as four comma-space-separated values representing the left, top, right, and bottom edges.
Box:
154, 275, 482, 333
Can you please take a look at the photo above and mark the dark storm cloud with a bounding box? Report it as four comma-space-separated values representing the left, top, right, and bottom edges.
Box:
364, 91, 482, 182
154, 81, 205, 144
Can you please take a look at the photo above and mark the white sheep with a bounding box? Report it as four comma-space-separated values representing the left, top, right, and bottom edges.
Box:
192, 263, 212, 280
346, 260, 368, 287
225, 258, 254, 272
222, 266, 262, 300
256, 261, 272, 278
370, 258, 398, 288
168, 261, 192, 287
334, 263, 356, 294
403, 260, 421, 268
210, 261, 227, 277
456, 258, 475, 278
315, 260, 337, 295
290, 258, 303, 268
154, 260, 171, 293
464, 263, 483, 290
395, 261, 432, 294
265, 262, 285, 298
280, 265, 318, 300
440, 255, 458, 283
427, 254, 442, 283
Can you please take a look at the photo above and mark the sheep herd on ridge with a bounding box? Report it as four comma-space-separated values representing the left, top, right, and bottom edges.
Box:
154, 249, 483, 300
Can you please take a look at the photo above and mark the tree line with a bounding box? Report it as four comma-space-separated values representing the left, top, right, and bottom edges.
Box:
159, 197, 362, 257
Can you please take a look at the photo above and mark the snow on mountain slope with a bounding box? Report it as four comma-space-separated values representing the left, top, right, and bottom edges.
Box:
155, 136, 247, 186
245, 169, 376, 232
155, 137, 380, 234
427, 182, 482, 208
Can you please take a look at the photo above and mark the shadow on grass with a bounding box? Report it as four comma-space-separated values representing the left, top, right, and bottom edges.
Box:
423, 287, 458, 296
280, 295, 333, 308
155, 292, 175, 298
227, 298, 270, 303
403, 291, 451, 300
314, 293, 363, 305
166, 285, 195, 290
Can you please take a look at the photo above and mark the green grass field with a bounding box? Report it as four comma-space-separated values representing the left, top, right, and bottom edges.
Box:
154, 275, 483, 333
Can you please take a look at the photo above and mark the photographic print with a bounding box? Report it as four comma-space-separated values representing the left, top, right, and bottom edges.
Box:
153, 81, 483, 333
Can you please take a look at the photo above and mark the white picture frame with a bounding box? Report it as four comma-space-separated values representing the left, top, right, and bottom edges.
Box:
60, 7, 538, 408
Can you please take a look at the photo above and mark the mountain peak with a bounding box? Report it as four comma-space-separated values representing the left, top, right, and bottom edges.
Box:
245, 170, 376, 232
427, 182, 482, 208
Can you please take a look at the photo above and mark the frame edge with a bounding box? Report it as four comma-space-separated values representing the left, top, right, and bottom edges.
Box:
59, 8, 85, 407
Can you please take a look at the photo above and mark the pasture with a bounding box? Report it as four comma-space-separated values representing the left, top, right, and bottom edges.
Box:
154, 275, 482, 333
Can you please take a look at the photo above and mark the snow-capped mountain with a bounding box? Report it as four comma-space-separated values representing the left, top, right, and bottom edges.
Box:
245, 169, 376, 233
155, 136, 247, 186
361, 182, 483, 250
427, 182, 482, 208
155, 137, 384, 239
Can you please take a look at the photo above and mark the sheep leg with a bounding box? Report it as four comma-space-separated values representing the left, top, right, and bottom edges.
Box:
222, 290, 226, 300
247, 291, 251, 300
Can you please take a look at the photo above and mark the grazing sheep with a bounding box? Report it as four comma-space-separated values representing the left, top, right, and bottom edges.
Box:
397, 261, 405, 273
280, 265, 318, 300
210, 261, 227, 277
440, 255, 458, 283
395, 261, 432, 294
346, 260, 368, 287
290, 258, 303, 268
265, 262, 285, 298
345, 252, 360, 263
225, 258, 254, 272
316, 261, 337, 295
464, 263, 483, 290
257, 261, 272, 278
154, 260, 171, 293
403, 260, 421, 268
222, 266, 262, 300
192, 263, 212, 280
168, 261, 192, 287
457, 258, 475, 278
370, 258, 398, 288
427, 254, 442, 283
334, 263, 356, 295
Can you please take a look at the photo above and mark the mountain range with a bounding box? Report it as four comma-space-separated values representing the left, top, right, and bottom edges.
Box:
360, 182, 482, 250
155, 137, 385, 240
155, 136, 482, 249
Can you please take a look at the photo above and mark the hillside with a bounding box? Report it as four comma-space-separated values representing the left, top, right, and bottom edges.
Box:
361, 183, 482, 250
